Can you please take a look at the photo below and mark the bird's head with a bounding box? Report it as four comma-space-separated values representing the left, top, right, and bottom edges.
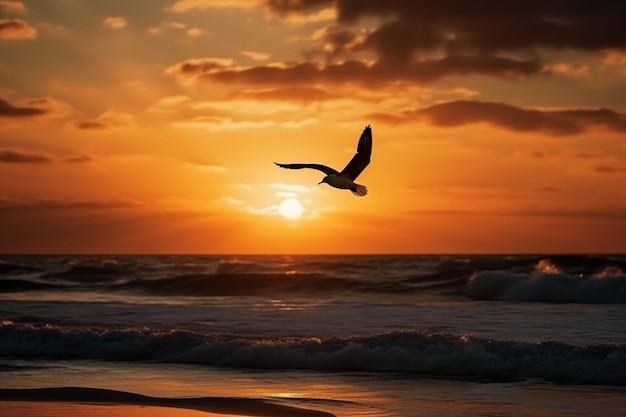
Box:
318, 176, 328, 185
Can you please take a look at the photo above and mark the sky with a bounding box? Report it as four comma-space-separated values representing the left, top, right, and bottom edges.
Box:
1, 0, 626, 254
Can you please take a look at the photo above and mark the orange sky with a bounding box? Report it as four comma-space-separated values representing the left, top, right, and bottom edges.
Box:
1, 0, 626, 254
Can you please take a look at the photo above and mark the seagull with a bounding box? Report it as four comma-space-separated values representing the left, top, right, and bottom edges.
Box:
275, 125, 372, 197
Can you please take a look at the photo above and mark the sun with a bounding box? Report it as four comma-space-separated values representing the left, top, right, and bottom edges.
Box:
278, 198, 303, 219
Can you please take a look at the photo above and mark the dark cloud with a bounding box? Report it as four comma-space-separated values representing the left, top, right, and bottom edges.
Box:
75, 120, 109, 130
1, 149, 95, 164
368, 100, 626, 135
594, 165, 626, 174
416, 101, 583, 134
74, 111, 132, 130
64, 154, 94, 163
169, 55, 541, 86
265, 1, 626, 53
265, 0, 331, 14
0, 148, 52, 163
569, 151, 604, 159
526, 151, 547, 159
412, 207, 626, 220
166, 2, 626, 87
536, 186, 563, 193
238, 2, 626, 86
0, 18, 36, 39
0, 198, 142, 210
0, 97, 48, 117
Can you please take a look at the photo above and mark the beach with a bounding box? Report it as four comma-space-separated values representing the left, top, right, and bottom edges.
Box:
1, 255, 626, 416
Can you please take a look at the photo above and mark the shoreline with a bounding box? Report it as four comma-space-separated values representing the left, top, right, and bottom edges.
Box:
0, 387, 335, 417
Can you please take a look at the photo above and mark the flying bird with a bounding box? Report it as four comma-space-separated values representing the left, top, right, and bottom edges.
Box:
275, 125, 372, 197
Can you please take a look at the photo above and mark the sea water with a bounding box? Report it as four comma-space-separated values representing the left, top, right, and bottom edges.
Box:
1, 255, 625, 416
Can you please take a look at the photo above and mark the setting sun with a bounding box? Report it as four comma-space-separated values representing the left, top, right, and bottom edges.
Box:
278, 198, 304, 219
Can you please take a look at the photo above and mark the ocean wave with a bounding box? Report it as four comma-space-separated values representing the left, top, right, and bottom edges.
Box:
292, 260, 372, 272
118, 272, 363, 296
3, 255, 626, 303
466, 268, 626, 303
1, 323, 624, 385
0, 279, 68, 293
0, 261, 42, 275
44, 265, 131, 282
214, 260, 266, 274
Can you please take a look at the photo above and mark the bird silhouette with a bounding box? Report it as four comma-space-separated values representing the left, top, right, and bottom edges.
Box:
275, 125, 372, 196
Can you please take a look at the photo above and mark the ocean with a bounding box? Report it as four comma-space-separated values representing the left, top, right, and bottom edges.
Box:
1, 254, 625, 416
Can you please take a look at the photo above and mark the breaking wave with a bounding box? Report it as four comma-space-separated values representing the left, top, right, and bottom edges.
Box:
467, 260, 626, 303
1, 321, 624, 385
2, 255, 626, 303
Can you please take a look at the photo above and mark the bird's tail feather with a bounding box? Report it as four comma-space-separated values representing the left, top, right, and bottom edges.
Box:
351, 184, 368, 197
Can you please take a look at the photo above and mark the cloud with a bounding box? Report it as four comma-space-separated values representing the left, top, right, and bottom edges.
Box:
368, 100, 626, 135
568, 151, 604, 159
173, 116, 315, 131
184, 160, 229, 173
148, 21, 205, 38
103, 16, 128, 30
240, 50, 270, 61
173, 116, 275, 131
0, 149, 95, 164
0, 1, 27, 13
0, 18, 36, 39
215, 196, 284, 217
280, 118, 317, 128
266, 1, 626, 52
167, 0, 257, 12
148, 21, 185, 34
64, 154, 94, 163
154, 95, 192, 107
275, 191, 298, 198
282, 7, 336, 24
308, 25, 366, 60
236, 183, 252, 190
196, 164, 229, 173
0, 197, 142, 210
226, 2, 626, 86
164, 57, 234, 80
411, 207, 626, 221
594, 165, 626, 174
543, 63, 590, 78
185, 27, 204, 37
39, 22, 71, 37
536, 186, 562, 193
269, 183, 313, 194
604, 50, 626, 75
0, 148, 52, 163
166, 55, 543, 87
74, 110, 134, 130
524, 150, 548, 159
232, 87, 339, 102
522, 150, 607, 160
0, 97, 57, 117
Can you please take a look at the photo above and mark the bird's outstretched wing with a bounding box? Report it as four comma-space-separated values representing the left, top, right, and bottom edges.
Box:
339, 125, 372, 180
274, 162, 339, 176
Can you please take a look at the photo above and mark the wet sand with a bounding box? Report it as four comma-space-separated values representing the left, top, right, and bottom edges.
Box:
0, 387, 336, 417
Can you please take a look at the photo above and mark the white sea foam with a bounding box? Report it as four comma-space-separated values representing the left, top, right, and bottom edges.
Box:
466, 267, 626, 303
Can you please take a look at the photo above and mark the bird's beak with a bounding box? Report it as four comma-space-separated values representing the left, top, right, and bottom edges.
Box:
318, 181, 323, 185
